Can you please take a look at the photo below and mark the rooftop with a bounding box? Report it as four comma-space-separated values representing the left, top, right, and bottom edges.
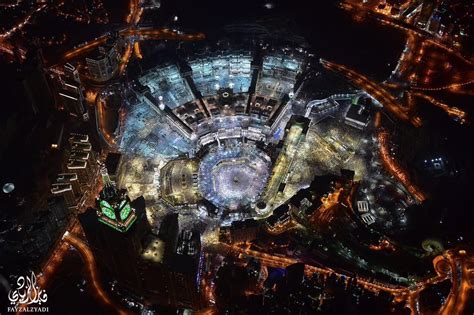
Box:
142, 236, 165, 263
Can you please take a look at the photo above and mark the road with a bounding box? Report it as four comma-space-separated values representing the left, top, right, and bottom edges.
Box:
58, 28, 205, 65
63, 232, 130, 315
95, 92, 117, 148
212, 242, 473, 315
412, 92, 467, 123
377, 129, 426, 202
320, 59, 422, 127
0, 4, 47, 39
340, 0, 473, 66
434, 250, 474, 315
340, 0, 473, 124
18, 169, 107, 314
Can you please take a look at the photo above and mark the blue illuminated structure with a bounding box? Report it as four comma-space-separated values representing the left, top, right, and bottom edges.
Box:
189, 52, 252, 96
139, 65, 194, 109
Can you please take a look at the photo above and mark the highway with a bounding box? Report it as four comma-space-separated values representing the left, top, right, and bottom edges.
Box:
0, 4, 47, 39
31, 228, 472, 315
377, 129, 426, 202
394, 32, 473, 93
435, 250, 474, 315
133, 41, 143, 59
320, 59, 422, 127
95, 92, 117, 148
59, 28, 205, 64
63, 232, 130, 315
338, 0, 473, 127
228, 243, 408, 295
216, 242, 473, 315
18, 176, 127, 314
46, 0, 206, 152
412, 92, 467, 123
16, 169, 108, 314
61, 20, 205, 148
340, 1, 473, 67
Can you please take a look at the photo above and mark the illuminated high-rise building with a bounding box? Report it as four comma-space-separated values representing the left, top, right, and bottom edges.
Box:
79, 167, 205, 309
95, 166, 138, 232
79, 166, 150, 292
56, 173, 81, 197
86, 37, 120, 82
51, 183, 76, 208
167, 229, 204, 309
66, 134, 97, 186
58, 63, 88, 120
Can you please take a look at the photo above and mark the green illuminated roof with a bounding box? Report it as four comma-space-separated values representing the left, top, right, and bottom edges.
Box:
99, 200, 116, 220
352, 96, 360, 105
97, 197, 137, 233
97, 166, 137, 233
120, 201, 132, 221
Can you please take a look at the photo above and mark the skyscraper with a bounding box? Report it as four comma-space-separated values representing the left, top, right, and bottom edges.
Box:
95, 166, 139, 233
79, 166, 150, 292
58, 63, 88, 120
66, 134, 97, 187
167, 229, 204, 309
79, 167, 204, 309
86, 37, 120, 82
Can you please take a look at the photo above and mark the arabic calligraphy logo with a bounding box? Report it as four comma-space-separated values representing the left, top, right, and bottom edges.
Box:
8, 272, 48, 306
